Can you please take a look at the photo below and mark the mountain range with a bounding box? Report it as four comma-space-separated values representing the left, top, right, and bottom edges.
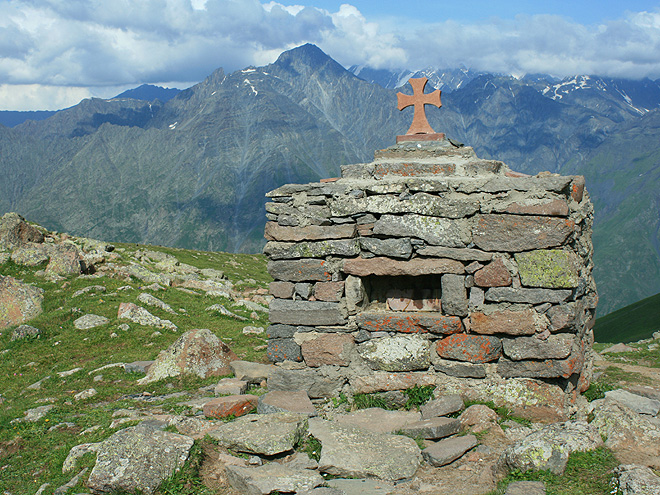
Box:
1, 43, 659, 316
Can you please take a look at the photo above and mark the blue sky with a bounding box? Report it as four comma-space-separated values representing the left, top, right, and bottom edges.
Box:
1, 0, 659, 110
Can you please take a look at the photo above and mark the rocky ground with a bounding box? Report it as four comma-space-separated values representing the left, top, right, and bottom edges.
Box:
1, 212, 660, 495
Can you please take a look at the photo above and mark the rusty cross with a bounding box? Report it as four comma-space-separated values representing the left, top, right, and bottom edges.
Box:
397, 77, 442, 135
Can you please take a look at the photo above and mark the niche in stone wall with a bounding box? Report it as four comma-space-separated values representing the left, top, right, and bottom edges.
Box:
363, 275, 443, 312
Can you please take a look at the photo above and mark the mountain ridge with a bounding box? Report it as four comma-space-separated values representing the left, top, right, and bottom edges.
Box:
1, 43, 658, 315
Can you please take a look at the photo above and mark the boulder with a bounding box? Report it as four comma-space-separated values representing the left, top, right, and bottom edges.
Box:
604, 389, 660, 416
0, 276, 44, 330
499, 421, 603, 475
590, 398, 660, 458
208, 413, 308, 456
138, 329, 238, 384
613, 464, 660, 495
10, 324, 41, 341
308, 417, 421, 481
86, 425, 193, 495
0, 212, 44, 249
45, 244, 83, 276
118, 302, 177, 331
10, 243, 50, 266
73, 314, 110, 330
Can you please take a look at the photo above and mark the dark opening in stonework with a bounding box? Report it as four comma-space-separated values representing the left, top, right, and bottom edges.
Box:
363, 275, 443, 312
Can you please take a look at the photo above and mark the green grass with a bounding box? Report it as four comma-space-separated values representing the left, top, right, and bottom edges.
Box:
0, 240, 272, 494
488, 447, 619, 495
594, 291, 660, 343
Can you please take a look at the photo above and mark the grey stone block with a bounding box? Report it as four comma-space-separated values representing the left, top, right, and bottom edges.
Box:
485, 287, 572, 304
399, 417, 461, 439
421, 434, 478, 467
441, 274, 468, 316
269, 299, 346, 326
267, 338, 302, 362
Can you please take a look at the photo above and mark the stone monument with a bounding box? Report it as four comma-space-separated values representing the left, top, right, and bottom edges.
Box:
263, 78, 597, 419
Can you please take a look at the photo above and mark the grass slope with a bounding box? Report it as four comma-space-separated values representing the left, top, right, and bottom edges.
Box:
594, 291, 660, 343
0, 238, 273, 494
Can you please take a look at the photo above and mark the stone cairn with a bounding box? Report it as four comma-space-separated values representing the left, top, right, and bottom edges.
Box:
263, 81, 597, 410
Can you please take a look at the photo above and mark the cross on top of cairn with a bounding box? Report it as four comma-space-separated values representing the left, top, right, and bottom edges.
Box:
397, 77, 445, 143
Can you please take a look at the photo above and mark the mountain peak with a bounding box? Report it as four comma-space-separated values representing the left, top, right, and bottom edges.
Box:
273, 43, 347, 77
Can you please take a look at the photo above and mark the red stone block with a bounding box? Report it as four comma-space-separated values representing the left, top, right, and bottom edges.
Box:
343, 257, 464, 277
470, 309, 542, 335
203, 395, 258, 419
356, 312, 463, 335
436, 334, 502, 363
473, 258, 512, 287
314, 281, 345, 302
570, 177, 585, 203
301, 333, 355, 367
504, 199, 569, 217
264, 222, 356, 242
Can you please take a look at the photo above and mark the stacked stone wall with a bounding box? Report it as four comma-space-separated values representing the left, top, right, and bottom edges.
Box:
264, 141, 597, 402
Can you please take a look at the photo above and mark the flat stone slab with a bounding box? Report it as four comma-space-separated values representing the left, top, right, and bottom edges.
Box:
420, 395, 464, 420
421, 434, 478, 467
214, 377, 248, 396
335, 408, 421, 434
225, 463, 324, 495
230, 360, 276, 384
208, 412, 308, 456
325, 478, 395, 494
399, 416, 460, 439
203, 395, 258, 419
343, 257, 464, 277
257, 390, 317, 416
309, 417, 421, 481
605, 389, 660, 416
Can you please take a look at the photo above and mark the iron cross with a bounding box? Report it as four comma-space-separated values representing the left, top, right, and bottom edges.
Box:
397, 77, 442, 135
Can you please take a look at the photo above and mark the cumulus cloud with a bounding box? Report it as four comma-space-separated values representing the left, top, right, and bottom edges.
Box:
0, 1, 659, 110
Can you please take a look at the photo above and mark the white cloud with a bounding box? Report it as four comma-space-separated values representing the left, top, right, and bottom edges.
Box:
0, 84, 92, 111
0, 2, 659, 110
